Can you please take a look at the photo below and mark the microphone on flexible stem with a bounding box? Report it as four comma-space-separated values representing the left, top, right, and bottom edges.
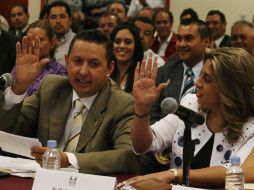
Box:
160, 97, 205, 186
0, 73, 14, 101
160, 97, 205, 125
0, 73, 13, 89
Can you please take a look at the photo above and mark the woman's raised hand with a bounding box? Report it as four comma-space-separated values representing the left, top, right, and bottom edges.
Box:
133, 54, 169, 114
13, 34, 49, 95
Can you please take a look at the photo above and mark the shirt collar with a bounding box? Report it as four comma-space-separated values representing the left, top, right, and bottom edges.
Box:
183, 60, 203, 79
215, 35, 225, 47
59, 29, 74, 44
158, 31, 173, 43
72, 90, 98, 110
16, 25, 29, 35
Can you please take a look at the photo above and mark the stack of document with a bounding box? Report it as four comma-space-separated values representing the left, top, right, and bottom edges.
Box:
0, 131, 42, 177
0, 155, 41, 177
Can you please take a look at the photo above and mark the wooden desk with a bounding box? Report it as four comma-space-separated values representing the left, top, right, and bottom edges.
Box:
0, 175, 133, 190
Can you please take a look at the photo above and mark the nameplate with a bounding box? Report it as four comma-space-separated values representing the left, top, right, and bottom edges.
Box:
32, 168, 117, 190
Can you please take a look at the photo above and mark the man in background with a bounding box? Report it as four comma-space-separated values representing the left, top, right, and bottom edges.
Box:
206, 10, 231, 48
9, 3, 29, 40
231, 20, 254, 56
133, 17, 165, 67
47, 1, 76, 65
151, 9, 177, 63
98, 12, 119, 36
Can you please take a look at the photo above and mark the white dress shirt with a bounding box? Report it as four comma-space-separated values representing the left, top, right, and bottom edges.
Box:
127, 0, 164, 17
137, 94, 254, 169
54, 29, 76, 65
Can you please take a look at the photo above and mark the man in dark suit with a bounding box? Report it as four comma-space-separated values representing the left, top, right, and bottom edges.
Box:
9, 3, 29, 41
206, 10, 231, 48
0, 30, 138, 174
0, 19, 16, 75
140, 19, 211, 174
151, 9, 177, 63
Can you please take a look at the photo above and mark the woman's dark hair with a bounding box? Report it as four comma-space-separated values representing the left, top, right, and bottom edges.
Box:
110, 21, 144, 93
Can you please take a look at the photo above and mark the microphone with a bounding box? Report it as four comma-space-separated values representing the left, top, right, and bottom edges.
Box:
0, 73, 14, 89
161, 97, 205, 125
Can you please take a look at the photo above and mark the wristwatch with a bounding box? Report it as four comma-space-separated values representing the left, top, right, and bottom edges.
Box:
169, 169, 178, 184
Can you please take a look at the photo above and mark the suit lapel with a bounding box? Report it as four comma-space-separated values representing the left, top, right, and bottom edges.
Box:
48, 85, 73, 143
164, 60, 184, 101
76, 80, 111, 152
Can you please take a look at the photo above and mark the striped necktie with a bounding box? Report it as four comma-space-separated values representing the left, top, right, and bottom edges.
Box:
64, 99, 85, 153
181, 68, 195, 99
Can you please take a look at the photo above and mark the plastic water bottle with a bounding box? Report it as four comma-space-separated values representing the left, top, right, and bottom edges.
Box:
225, 156, 244, 190
42, 140, 61, 170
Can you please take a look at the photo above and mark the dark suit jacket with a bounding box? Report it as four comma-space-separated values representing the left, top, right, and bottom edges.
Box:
0, 30, 17, 75
151, 33, 177, 63
0, 75, 139, 174
219, 34, 231, 47
150, 60, 184, 124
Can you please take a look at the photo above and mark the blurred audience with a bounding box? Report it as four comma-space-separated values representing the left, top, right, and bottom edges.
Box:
180, 8, 199, 21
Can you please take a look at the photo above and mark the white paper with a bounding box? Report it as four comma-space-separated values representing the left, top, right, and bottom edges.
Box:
171, 185, 208, 190
0, 155, 41, 177
244, 183, 254, 189
0, 131, 42, 158
33, 168, 117, 190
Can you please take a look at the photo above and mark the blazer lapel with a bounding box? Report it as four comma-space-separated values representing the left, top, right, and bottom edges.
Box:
48, 85, 73, 143
76, 80, 111, 152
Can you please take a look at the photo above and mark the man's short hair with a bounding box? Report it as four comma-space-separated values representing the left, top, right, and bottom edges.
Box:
232, 20, 254, 30
47, 1, 72, 17
68, 30, 113, 64
107, 0, 127, 14
153, 8, 174, 25
206, 10, 226, 23
99, 12, 121, 25
132, 16, 155, 34
180, 8, 199, 20
10, 3, 28, 15
180, 19, 212, 40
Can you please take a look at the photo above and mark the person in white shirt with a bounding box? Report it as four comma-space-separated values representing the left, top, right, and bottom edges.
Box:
47, 1, 76, 65
127, 0, 164, 18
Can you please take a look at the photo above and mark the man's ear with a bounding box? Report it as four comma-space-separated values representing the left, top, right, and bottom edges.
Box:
107, 60, 115, 77
203, 37, 211, 48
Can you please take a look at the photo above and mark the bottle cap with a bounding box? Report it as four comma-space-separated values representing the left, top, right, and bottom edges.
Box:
231, 156, 240, 165
47, 140, 57, 148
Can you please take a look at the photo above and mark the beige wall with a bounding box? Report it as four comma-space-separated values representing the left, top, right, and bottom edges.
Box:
28, 0, 40, 24
170, 0, 254, 35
